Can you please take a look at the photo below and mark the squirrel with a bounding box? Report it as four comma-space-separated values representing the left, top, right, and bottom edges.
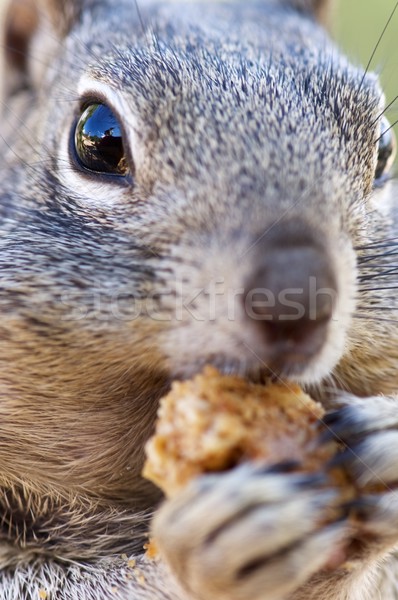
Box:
1, 0, 398, 598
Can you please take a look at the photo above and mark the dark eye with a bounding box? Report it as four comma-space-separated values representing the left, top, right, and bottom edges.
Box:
375, 117, 396, 182
74, 103, 129, 176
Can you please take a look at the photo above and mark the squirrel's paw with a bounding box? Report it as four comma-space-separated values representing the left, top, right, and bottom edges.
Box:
325, 394, 398, 542
152, 465, 348, 600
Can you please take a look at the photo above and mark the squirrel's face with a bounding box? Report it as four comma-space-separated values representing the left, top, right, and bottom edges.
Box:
42, 3, 391, 384
0, 0, 396, 505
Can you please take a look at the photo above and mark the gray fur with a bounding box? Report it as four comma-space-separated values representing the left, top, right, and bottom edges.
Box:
1, 0, 398, 598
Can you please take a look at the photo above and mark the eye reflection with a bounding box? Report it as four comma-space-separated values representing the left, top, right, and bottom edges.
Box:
74, 103, 128, 176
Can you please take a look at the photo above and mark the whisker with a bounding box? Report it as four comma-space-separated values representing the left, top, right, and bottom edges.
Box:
358, 266, 398, 277
358, 271, 398, 282
354, 237, 398, 251
360, 285, 398, 292
353, 314, 398, 324
357, 254, 398, 264
356, 305, 398, 311
358, 286, 398, 292
134, 0, 149, 43
375, 117, 398, 143
358, 0, 398, 92
371, 93, 398, 127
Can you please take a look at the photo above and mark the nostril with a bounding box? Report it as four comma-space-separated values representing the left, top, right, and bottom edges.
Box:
243, 241, 337, 362
263, 319, 329, 359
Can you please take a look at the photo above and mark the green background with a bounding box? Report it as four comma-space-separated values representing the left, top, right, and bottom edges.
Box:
337, 0, 398, 137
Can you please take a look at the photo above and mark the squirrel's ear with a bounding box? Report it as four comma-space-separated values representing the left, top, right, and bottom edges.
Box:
284, 0, 335, 26
1, 0, 82, 98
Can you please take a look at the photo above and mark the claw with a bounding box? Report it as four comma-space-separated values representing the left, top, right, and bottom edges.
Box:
237, 464, 329, 490
322, 411, 343, 427
321, 407, 369, 443
254, 466, 330, 489
342, 496, 379, 520
317, 426, 341, 445
327, 448, 356, 469
265, 460, 302, 474
294, 473, 329, 489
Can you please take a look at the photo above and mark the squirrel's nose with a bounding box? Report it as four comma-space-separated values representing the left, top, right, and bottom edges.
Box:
243, 239, 337, 369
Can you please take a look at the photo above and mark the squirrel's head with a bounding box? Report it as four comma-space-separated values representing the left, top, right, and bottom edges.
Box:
0, 0, 396, 518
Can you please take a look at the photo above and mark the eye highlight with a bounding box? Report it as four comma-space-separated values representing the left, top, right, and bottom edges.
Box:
375, 117, 396, 183
74, 103, 129, 176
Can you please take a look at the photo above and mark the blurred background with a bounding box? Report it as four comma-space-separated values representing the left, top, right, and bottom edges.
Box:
337, 0, 398, 147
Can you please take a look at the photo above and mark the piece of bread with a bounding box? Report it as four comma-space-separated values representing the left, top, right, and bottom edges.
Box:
143, 367, 337, 497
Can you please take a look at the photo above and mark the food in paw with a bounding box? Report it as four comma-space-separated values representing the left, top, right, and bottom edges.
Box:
143, 366, 336, 497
